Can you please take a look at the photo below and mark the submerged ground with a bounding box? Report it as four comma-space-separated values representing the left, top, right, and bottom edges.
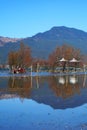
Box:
0, 72, 87, 130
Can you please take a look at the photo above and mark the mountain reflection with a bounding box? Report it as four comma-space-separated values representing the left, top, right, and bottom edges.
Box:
0, 74, 87, 109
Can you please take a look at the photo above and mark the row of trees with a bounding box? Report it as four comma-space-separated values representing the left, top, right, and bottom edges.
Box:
8, 42, 49, 71
48, 44, 85, 70
8, 43, 86, 71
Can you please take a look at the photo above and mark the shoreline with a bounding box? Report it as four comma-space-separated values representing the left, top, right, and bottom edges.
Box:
0, 71, 87, 77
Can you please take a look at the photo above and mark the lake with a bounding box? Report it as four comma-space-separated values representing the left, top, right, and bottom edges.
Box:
0, 74, 87, 130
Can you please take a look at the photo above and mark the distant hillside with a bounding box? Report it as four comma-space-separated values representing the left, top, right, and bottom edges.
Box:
0, 26, 87, 63
0, 36, 21, 46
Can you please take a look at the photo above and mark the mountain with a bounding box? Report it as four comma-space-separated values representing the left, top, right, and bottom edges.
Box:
0, 26, 87, 63
0, 36, 21, 46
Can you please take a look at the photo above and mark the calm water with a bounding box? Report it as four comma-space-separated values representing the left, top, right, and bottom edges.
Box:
0, 74, 87, 130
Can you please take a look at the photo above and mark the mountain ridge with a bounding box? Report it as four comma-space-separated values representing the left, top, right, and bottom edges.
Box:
1, 26, 87, 43
0, 26, 87, 63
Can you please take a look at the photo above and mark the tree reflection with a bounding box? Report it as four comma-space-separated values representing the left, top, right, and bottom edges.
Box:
7, 76, 48, 99
8, 77, 32, 98
48, 75, 84, 99
0, 75, 87, 102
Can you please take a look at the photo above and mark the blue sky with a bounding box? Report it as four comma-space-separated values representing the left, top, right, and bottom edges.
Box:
0, 0, 87, 38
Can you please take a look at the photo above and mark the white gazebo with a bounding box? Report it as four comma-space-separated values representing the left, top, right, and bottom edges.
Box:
69, 58, 80, 71
59, 58, 68, 72
69, 58, 79, 63
59, 58, 67, 62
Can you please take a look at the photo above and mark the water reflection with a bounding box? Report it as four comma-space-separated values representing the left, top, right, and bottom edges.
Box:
0, 74, 87, 109
8, 77, 31, 98
69, 75, 78, 84
49, 75, 80, 99
58, 75, 78, 85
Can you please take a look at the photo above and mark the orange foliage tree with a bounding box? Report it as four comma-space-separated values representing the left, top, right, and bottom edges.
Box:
8, 43, 32, 70
48, 44, 84, 69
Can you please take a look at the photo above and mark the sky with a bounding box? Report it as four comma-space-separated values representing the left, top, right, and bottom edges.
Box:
0, 0, 87, 38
